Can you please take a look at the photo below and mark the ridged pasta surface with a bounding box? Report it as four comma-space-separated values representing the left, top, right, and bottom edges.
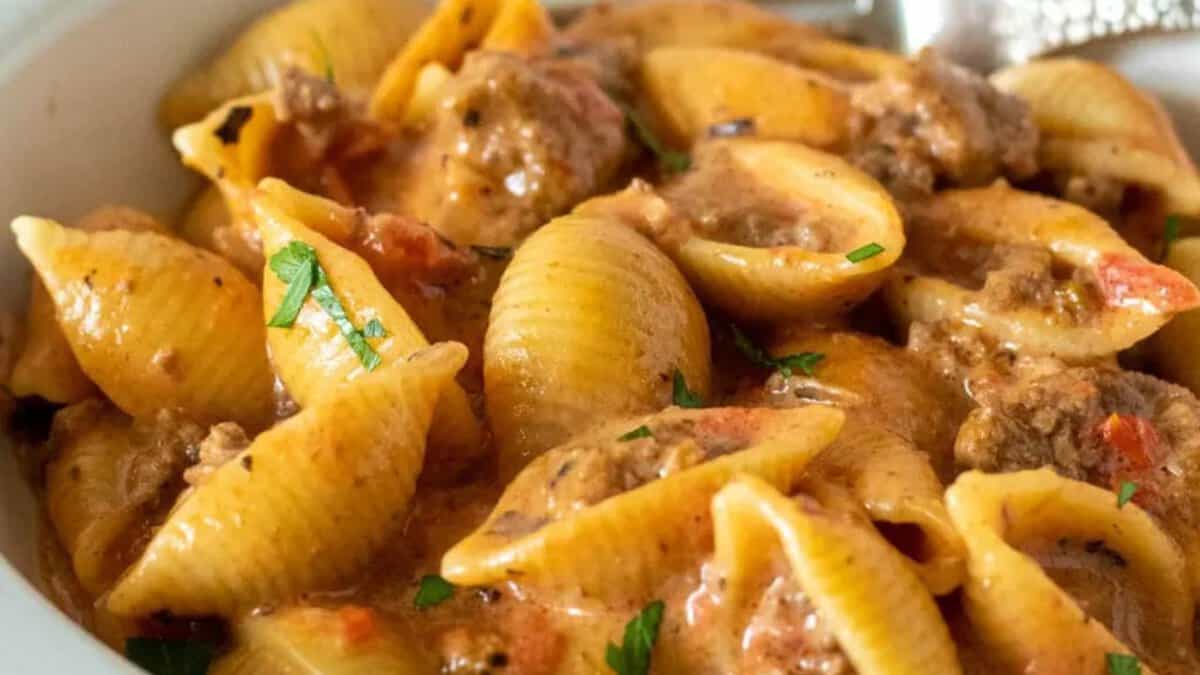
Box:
106, 342, 466, 617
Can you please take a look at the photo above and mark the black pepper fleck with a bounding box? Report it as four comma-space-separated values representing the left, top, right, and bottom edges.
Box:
214, 106, 254, 145
463, 108, 482, 127
242, 455, 254, 471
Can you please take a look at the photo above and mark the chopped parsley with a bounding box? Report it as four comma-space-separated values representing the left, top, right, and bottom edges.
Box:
1106, 653, 1141, 675
414, 574, 455, 609
1117, 481, 1138, 508
125, 638, 215, 675
731, 324, 825, 378
311, 30, 335, 84
625, 108, 691, 174
672, 369, 703, 408
846, 242, 885, 263
605, 600, 665, 675
471, 245, 514, 260
618, 425, 654, 442
266, 241, 386, 371
213, 106, 253, 146
1163, 214, 1181, 260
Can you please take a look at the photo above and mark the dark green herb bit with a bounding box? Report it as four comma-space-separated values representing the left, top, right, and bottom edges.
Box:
125, 637, 215, 675
1163, 214, 1181, 260
606, 600, 665, 675
625, 108, 691, 174
414, 574, 455, 609
730, 324, 824, 377
362, 318, 388, 338
311, 269, 383, 372
672, 369, 703, 408
846, 242, 885, 263
213, 106, 253, 146
1116, 481, 1138, 508
618, 425, 654, 442
1106, 652, 1141, 675
471, 245, 514, 260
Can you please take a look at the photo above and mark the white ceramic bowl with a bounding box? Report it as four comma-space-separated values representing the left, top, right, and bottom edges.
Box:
0, 2, 1197, 673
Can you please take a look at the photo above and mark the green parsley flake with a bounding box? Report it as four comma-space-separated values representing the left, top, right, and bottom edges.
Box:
1117, 481, 1138, 508
266, 242, 384, 371
672, 369, 703, 408
125, 638, 215, 675
618, 425, 654, 442
846, 242, 885, 263
414, 574, 455, 609
1163, 214, 1181, 260
362, 318, 388, 338
605, 600, 665, 675
731, 324, 825, 377
625, 108, 691, 174
1106, 652, 1141, 675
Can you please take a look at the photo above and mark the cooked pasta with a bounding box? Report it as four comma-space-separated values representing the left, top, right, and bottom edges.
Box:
8, 0, 1200, 672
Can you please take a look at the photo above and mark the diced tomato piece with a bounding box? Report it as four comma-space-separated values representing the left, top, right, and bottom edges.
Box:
1095, 253, 1200, 313
1099, 413, 1161, 471
336, 605, 378, 647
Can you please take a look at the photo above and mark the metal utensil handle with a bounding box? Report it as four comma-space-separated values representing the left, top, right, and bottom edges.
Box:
994, 0, 1200, 63
548, 0, 873, 26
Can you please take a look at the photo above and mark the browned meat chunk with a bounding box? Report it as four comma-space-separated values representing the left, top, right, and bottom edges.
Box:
388, 51, 631, 247
739, 576, 854, 675
849, 49, 1039, 197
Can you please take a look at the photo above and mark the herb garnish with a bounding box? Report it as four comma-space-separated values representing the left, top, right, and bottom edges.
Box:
125, 637, 216, 675
618, 425, 654, 442
625, 109, 691, 174
731, 324, 824, 378
672, 369, 703, 408
213, 106, 253, 146
1117, 481, 1138, 508
846, 242, 885, 263
1163, 214, 1181, 260
311, 30, 335, 84
414, 574, 455, 609
471, 245, 514, 260
606, 600, 665, 675
266, 241, 386, 371
1106, 652, 1141, 675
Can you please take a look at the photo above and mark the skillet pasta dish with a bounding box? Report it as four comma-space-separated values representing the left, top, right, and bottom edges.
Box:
7, 0, 1200, 673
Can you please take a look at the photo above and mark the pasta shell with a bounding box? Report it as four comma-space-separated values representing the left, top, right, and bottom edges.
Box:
106, 342, 467, 617
1152, 237, 1200, 396
804, 425, 965, 595
640, 47, 850, 149
582, 139, 904, 321
480, 0, 555, 56
401, 62, 454, 129
10, 206, 168, 404
442, 406, 844, 603
711, 475, 962, 675
44, 401, 205, 596
992, 58, 1200, 215
253, 181, 483, 476
884, 184, 1200, 360
945, 469, 1195, 674
11, 217, 274, 431
212, 606, 435, 675
160, 0, 429, 128
369, 0, 504, 123
484, 214, 711, 476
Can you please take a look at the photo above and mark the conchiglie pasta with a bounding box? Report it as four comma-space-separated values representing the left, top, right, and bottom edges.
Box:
640, 47, 850, 149
804, 426, 965, 595
44, 401, 204, 596
884, 183, 1200, 360
106, 342, 467, 617
253, 181, 482, 476
160, 0, 429, 129
479, 0, 554, 56
710, 475, 962, 675
11, 217, 274, 431
484, 214, 711, 475
992, 58, 1200, 215
583, 139, 904, 321
10, 206, 167, 404
212, 606, 435, 675
945, 469, 1197, 674
1152, 237, 1200, 396
442, 406, 844, 603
